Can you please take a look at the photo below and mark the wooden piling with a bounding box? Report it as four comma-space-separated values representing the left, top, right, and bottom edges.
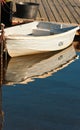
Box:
0, 24, 7, 86
0, 24, 4, 86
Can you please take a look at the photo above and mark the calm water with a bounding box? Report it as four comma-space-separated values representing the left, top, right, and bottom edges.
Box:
0, 42, 80, 130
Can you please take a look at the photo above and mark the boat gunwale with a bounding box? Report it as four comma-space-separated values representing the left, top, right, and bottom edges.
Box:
5, 26, 79, 40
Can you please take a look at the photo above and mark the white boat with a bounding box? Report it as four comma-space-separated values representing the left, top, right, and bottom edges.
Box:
4, 44, 78, 85
4, 21, 79, 57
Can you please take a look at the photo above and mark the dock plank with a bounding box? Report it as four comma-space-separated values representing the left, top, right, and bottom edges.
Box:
49, 0, 62, 22
41, 0, 56, 21
53, 0, 69, 23
63, 0, 77, 23
36, 0, 48, 21
13, 0, 80, 25
67, 0, 80, 23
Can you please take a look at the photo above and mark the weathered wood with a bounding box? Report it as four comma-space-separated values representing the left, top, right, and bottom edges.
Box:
13, 0, 80, 25
36, 0, 48, 20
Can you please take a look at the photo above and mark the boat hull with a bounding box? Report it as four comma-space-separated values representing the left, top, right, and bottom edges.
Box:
6, 30, 77, 57
4, 21, 79, 57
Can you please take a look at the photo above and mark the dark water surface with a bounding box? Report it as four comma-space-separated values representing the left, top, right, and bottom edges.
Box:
1, 43, 80, 130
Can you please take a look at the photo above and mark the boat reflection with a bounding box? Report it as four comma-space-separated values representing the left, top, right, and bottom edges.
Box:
4, 44, 78, 85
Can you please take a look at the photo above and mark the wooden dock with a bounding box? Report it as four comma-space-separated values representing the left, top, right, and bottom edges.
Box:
13, 0, 80, 25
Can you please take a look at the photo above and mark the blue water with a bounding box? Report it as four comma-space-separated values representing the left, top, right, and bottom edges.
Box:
1, 52, 80, 130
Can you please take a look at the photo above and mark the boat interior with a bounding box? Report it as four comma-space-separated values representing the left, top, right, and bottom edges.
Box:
4, 21, 78, 37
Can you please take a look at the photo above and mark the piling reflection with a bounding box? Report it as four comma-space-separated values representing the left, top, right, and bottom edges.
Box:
2, 44, 78, 85
0, 87, 4, 130
73, 34, 80, 52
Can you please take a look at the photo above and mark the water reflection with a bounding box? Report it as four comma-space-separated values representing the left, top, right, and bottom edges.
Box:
73, 35, 80, 52
0, 87, 4, 130
0, 40, 80, 130
3, 44, 78, 85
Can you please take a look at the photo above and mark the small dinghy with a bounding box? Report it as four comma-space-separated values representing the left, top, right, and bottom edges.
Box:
4, 21, 79, 57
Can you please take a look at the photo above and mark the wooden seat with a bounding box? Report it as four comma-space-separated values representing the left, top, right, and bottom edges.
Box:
32, 28, 50, 36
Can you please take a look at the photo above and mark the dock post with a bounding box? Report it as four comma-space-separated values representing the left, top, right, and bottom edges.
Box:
0, 23, 7, 86
1, 23, 8, 62
0, 4, 5, 130
0, 24, 4, 86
